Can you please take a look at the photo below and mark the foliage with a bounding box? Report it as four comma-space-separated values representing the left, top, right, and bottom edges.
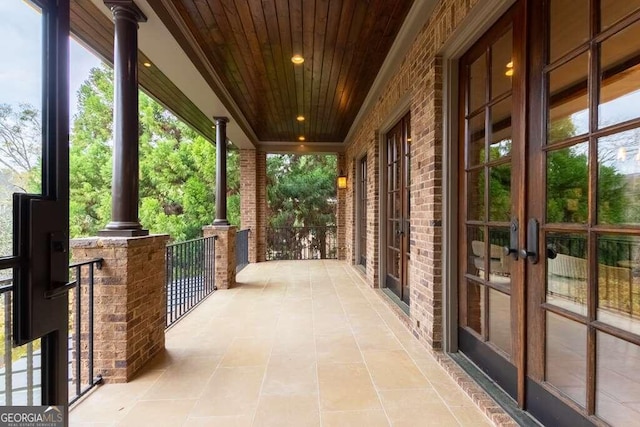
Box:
0, 103, 41, 192
266, 154, 337, 259
68, 64, 240, 240
267, 154, 337, 227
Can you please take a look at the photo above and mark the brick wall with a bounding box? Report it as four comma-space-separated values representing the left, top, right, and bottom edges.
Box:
70, 235, 169, 383
240, 149, 258, 263
344, 0, 482, 349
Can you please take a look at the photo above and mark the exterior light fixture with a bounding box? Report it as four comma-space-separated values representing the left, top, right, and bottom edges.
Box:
337, 171, 347, 189
298, 136, 305, 141
297, 115, 305, 122
291, 54, 305, 64
143, 61, 152, 67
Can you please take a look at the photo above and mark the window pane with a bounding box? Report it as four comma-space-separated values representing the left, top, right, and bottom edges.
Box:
489, 97, 512, 160
0, 1, 43, 257
597, 129, 640, 225
601, 0, 640, 31
549, 0, 590, 63
599, 21, 640, 129
489, 289, 511, 357
469, 54, 487, 112
0, 282, 42, 405
489, 163, 511, 222
547, 233, 588, 316
467, 169, 485, 221
596, 332, 640, 427
548, 52, 590, 143
489, 228, 511, 286
491, 29, 513, 98
468, 226, 486, 280
467, 111, 486, 167
546, 311, 587, 407
467, 281, 485, 335
547, 142, 589, 224
597, 235, 640, 334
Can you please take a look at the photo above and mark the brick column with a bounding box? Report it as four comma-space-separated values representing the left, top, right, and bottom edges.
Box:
70, 234, 169, 383
203, 225, 236, 289
240, 149, 258, 263
337, 153, 347, 260
256, 151, 267, 262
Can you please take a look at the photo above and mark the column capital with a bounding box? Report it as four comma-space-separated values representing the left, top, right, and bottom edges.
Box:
104, 1, 148, 23
213, 116, 230, 124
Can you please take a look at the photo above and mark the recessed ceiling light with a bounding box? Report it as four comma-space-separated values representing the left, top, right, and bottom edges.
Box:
291, 55, 304, 65
298, 136, 305, 141
143, 62, 152, 68
296, 115, 305, 122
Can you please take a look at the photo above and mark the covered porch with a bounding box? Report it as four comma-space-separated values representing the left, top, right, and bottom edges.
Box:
69, 260, 504, 426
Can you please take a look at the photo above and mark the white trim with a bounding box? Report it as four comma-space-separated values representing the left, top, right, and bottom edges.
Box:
440, 0, 517, 353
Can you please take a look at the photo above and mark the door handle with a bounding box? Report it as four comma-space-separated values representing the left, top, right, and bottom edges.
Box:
503, 218, 519, 260
519, 218, 539, 264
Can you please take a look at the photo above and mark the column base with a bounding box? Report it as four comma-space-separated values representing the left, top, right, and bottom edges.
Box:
99, 221, 149, 237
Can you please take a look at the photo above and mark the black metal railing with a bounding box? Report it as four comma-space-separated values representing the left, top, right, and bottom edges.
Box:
236, 229, 250, 273
267, 226, 337, 261
165, 236, 216, 328
68, 258, 104, 405
0, 258, 103, 406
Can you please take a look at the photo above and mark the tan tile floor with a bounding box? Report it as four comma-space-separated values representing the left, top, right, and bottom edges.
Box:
70, 260, 494, 427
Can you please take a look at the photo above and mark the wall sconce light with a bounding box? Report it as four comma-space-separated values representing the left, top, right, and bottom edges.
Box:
337, 171, 347, 189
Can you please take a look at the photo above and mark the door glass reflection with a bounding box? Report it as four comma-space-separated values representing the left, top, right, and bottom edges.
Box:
596, 332, 640, 427
467, 169, 485, 221
469, 54, 487, 112
468, 112, 486, 167
467, 281, 485, 336
491, 29, 513, 98
546, 233, 588, 316
0, 1, 43, 257
597, 235, 640, 334
547, 142, 589, 224
468, 226, 486, 280
545, 311, 587, 407
549, 0, 589, 63
489, 164, 511, 222
489, 97, 512, 160
601, 0, 640, 32
598, 129, 640, 225
488, 227, 511, 286
599, 20, 640, 129
489, 289, 511, 357
548, 52, 589, 144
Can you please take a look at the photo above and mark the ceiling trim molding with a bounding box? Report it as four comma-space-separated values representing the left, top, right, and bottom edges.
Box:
343, 0, 438, 146
153, 0, 259, 145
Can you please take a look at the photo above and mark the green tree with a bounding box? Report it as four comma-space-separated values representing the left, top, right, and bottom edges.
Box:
267, 154, 337, 258
69, 64, 239, 240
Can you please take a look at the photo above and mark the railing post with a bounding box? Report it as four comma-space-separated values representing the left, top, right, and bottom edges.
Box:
70, 235, 169, 383
203, 226, 236, 289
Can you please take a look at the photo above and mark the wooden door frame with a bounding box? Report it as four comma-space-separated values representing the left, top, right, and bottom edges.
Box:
356, 153, 368, 269
377, 94, 411, 291
440, 0, 518, 354
452, 0, 528, 406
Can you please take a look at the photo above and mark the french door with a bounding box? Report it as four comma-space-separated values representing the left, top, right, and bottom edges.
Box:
386, 113, 411, 306
0, 0, 71, 413
358, 156, 367, 268
459, 1, 640, 425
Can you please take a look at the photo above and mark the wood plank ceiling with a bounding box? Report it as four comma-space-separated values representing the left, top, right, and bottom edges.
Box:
153, 0, 415, 144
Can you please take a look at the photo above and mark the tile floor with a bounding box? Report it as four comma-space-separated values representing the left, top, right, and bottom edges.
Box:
70, 260, 495, 427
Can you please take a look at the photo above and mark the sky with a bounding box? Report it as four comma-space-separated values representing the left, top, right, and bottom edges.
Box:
0, 1, 102, 118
